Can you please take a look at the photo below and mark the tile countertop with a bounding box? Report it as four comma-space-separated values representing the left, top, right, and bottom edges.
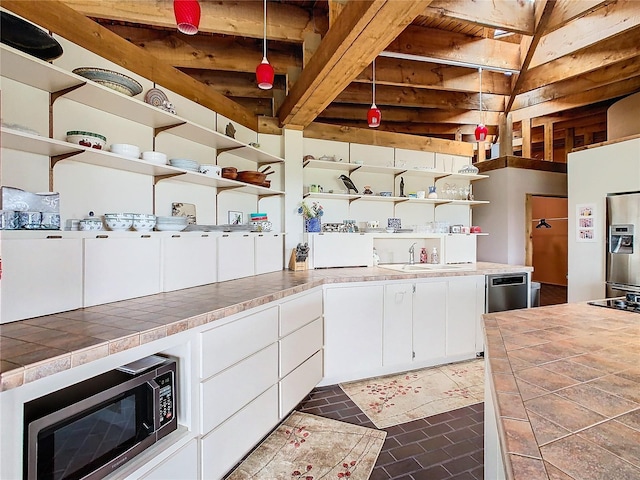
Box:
0, 262, 529, 391
483, 303, 640, 479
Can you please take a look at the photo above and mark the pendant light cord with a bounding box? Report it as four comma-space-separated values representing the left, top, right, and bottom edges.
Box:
478, 67, 483, 124
263, 0, 267, 58
372, 58, 376, 104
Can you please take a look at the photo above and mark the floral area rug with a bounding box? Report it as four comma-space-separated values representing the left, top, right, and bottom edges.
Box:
226, 411, 386, 480
341, 359, 485, 428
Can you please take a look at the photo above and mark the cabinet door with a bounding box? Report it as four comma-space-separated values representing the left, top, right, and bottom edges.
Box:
323, 285, 383, 383
162, 234, 217, 291
311, 233, 373, 268
279, 317, 323, 377
280, 350, 323, 417
280, 288, 323, 337
413, 280, 447, 362
84, 237, 161, 307
140, 438, 198, 480
217, 233, 255, 281
1, 237, 83, 323
444, 234, 477, 264
446, 276, 484, 357
383, 283, 413, 366
255, 233, 283, 275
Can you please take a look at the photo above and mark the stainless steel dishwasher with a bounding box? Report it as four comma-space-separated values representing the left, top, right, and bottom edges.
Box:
485, 272, 529, 312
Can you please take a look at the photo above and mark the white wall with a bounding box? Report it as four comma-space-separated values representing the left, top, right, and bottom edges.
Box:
567, 138, 640, 302
608, 92, 640, 141
473, 168, 567, 265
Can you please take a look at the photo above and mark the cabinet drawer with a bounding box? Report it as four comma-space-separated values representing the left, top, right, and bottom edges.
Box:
1, 237, 83, 323
162, 234, 217, 292
280, 317, 323, 378
201, 385, 279, 480
200, 305, 278, 379
84, 237, 161, 307
311, 233, 373, 268
255, 233, 283, 275
280, 350, 323, 417
201, 343, 278, 435
279, 289, 323, 336
139, 438, 198, 480
218, 234, 255, 282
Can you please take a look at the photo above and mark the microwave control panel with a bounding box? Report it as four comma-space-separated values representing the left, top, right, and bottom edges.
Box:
156, 371, 175, 427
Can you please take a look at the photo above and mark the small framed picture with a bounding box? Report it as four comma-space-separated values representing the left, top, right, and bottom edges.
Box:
228, 210, 243, 225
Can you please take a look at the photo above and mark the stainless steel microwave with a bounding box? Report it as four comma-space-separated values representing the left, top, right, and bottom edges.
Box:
24, 355, 177, 480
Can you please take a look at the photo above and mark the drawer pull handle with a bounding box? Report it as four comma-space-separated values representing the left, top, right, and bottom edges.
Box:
46, 235, 62, 239
141, 235, 151, 238
223, 234, 229, 237
96, 235, 109, 239
172, 234, 181, 238
201, 234, 209, 237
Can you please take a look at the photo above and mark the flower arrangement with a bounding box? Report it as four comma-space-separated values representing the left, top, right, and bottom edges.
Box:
298, 201, 324, 219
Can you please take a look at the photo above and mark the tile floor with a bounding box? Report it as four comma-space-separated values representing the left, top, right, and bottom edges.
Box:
296, 385, 484, 480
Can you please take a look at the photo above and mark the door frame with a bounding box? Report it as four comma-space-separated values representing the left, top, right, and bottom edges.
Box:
525, 193, 568, 267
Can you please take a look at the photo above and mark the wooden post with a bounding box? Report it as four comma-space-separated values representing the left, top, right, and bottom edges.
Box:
522, 118, 532, 158
543, 122, 553, 161
564, 127, 575, 162
477, 141, 486, 162
498, 113, 513, 157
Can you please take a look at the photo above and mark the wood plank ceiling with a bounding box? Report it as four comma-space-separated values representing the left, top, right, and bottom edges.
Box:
7, 0, 640, 158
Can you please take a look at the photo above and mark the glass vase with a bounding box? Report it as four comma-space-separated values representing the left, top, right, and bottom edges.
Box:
305, 217, 321, 232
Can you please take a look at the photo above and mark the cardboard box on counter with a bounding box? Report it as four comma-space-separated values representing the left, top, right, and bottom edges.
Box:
1, 186, 60, 213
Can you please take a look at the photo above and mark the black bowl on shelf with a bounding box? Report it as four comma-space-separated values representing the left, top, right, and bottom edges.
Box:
1, 11, 63, 61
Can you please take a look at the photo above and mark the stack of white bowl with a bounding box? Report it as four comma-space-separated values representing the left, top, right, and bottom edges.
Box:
132, 213, 156, 231
141, 151, 167, 165
155, 216, 188, 231
111, 144, 140, 159
104, 213, 134, 230
169, 158, 199, 172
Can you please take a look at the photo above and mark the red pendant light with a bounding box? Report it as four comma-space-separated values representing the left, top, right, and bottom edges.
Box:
256, 0, 274, 90
368, 59, 381, 128
474, 67, 486, 141
173, 0, 200, 35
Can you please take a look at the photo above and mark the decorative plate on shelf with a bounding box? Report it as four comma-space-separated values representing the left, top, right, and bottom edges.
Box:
1, 11, 63, 61
144, 88, 176, 114
72, 67, 143, 96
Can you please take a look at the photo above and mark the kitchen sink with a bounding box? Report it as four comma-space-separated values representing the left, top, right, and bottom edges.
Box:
378, 263, 475, 272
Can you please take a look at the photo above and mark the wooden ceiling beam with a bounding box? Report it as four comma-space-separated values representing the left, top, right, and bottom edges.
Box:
518, 25, 640, 93
278, 0, 434, 128
101, 24, 301, 74
386, 25, 521, 72
320, 120, 498, 136
543, 0, 614, 33
60, 0, 321, 42
304, 122, 474, 156
334, 83, 505, 111
423, 0, 535, 35
354, 58, 511, 95
179, 69, 286, 99
2, 0, 257, 130
531, 0, 640, 68
512, 76, 640, 122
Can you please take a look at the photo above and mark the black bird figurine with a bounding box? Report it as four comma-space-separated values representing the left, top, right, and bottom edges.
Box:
339, 174, 358, 194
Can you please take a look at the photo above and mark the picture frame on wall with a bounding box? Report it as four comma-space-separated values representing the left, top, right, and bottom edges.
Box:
228, 211, 243, 225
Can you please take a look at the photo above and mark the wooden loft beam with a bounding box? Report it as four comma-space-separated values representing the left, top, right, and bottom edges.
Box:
544, 0, 615, 33
278, 0, 434, 128
423, 0, 535, 35
60, 0, 319, 42
3, 0, 257, 130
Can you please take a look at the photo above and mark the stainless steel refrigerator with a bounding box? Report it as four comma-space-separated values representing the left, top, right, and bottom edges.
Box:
606, 192, 640, 297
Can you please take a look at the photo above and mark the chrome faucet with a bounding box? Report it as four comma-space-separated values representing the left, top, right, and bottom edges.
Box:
409, 242, 416, 264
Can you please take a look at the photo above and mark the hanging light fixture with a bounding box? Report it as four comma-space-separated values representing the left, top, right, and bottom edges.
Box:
173, 0, 201, 35
474, 67, 488, 141
256, 0, 274, 90
367, 59, 381, 128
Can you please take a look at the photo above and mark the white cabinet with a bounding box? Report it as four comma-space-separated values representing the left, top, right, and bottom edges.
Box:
217, 233, 255, 281
310, 233, 373, 268
279, 317, 323, 377
162, 234, 217, 292
280, 350, 323, 417
201, 385, 279, 480
382, 280, 447, 367
279, 288, 323, 336
444, 234, 477, 264
201, 343, 278, 434
446, 275, 485, 356
323, 284, 383, 384
380, 277, 482, 373
0, 235, 83, 323
255, 232, 283, 274
84, 236, 162, 307
140, 438, 198, 480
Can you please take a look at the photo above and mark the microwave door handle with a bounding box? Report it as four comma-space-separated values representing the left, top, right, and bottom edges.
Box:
147, 379, 161, 431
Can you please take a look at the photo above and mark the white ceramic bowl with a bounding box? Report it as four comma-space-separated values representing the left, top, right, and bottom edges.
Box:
79, 218, 103, 231
110, 143, 140, 158
155, 216, 188, 231
66, 130, 106, 150
104, 213, 134, 231
133, 216, 156, 231
141, 151, 167, 165
199, 164, 221, 177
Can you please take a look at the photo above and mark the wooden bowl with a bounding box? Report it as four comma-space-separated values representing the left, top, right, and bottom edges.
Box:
221, 167, 238, 179
261, 179, 271, 188
236, 170, 266, 185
